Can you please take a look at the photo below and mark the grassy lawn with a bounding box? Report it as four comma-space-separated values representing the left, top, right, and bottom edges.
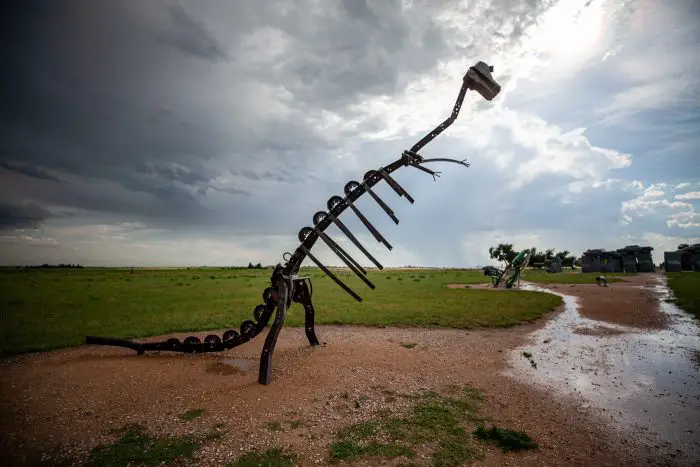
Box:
666, 272, 700, 319
0, 267, 562, 357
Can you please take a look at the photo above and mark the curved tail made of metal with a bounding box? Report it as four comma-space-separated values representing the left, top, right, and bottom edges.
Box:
85, 61, 501, 383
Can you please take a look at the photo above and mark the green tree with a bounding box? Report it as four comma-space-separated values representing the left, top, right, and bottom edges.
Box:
544, 248, 555, 263
554, 250, 577, 268
488, 243, 518, 265
529, 248, 545, 268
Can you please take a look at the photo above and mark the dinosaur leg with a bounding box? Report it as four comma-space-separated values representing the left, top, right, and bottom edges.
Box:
258, 278, 292, 385
294, 278, 320, 346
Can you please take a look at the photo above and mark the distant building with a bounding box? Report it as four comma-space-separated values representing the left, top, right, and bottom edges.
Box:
637, 246, 655, 272
600, 251, 623, 273
665, 243, 700, 272
581, 249, 604, 273
545, 256, 562, 273
617, 245, 641, 273
664, 251, 683, 272
580, 245, 654, 273
691, 244, 700, 271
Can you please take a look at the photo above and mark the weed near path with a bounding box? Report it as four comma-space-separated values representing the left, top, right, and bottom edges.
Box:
327, 384, 537, 466
83, 424, 202, 467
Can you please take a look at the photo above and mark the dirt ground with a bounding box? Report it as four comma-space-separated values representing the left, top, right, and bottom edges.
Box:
0, 273, 684, 466
541, 274, 669, 329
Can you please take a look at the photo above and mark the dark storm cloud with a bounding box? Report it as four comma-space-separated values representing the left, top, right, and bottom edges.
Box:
0, 161, 65, 183
254, 0, 453, 108
0, 201, 54, 230
0, 0, 559, 238
158, 2, 230, 62
137, 160, 212, 186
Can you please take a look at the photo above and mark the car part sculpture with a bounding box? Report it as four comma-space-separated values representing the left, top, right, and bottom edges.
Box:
85, 61, 501, 384
482, 248, 533, 288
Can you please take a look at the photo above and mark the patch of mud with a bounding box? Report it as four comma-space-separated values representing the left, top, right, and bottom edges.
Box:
690, 349, 700, 370
573, 325, 627, 336
446, 283, 505, 290
205, 359, 254, 375
542, 274, 669, 329
508, 277, 700, 466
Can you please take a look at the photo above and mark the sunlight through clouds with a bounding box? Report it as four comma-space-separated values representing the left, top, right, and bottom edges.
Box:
532, 0, 605, 61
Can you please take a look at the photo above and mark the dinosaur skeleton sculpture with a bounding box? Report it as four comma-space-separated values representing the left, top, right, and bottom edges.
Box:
482, 248, 533, 289
85, 61, 501, 384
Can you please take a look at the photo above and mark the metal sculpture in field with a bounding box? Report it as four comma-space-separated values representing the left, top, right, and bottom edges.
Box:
85, 61, 502, 385
482, 248, 533, 289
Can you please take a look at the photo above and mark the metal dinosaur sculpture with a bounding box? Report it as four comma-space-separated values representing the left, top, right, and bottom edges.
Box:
482, 248, 533, 288
85, 61, 502, 384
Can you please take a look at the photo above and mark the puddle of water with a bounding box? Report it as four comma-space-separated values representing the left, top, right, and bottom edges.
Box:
205, 359, 253, 375
507, 277, 700, 464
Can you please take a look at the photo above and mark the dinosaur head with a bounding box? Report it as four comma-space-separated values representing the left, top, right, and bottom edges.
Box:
465, 61, 501, 101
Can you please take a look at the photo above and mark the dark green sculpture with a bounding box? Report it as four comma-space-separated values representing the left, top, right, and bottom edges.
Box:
482, 248, 533, 288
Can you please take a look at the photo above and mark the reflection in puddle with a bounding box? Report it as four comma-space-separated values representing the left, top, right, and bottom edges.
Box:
205, 359, 253, 375
507, 277, 700, 464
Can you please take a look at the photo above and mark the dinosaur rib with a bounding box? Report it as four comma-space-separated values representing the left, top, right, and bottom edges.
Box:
377, 168, 414, 203
84, 61, 501, 384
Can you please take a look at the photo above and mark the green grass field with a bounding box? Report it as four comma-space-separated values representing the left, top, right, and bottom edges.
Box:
0, 267, 572, 357
666, 272, 700, 319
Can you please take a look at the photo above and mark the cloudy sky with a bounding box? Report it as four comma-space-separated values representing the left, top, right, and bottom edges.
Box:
1, 0, 699, 268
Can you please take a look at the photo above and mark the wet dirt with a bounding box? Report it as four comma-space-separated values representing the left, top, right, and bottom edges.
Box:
572, 324, 628, 336
691, 349, 700, 370
446, 283, 502, 289
205, 358, 254, 375
507, 276, 700, 466
544, 275, 669, 329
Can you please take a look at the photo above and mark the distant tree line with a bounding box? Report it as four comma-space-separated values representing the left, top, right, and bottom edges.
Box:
15, 263, 85, 269
8, 264, 274, 270
488, 243, 580, 269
